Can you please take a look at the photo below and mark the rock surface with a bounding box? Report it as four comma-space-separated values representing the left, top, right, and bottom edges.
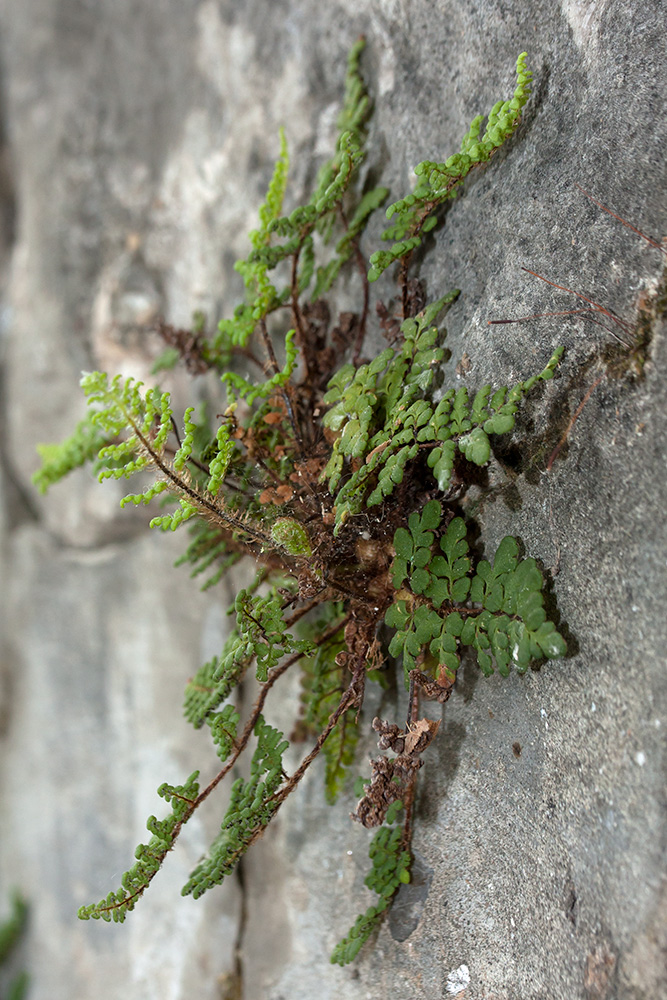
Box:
0, 1, 665, 999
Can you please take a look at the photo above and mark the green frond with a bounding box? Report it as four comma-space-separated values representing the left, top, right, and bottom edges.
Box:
183, 628, 253, 729
149, 497, 199, 532
78, 772, 200, 923
206, 422, 236, 495
369, 53, 533, 281
232, 589, 314, 682
0, 892, 28, 963
321, 295, 462, 530
464, 536, 566, 674
221, 328, 298, 405
386, 513, 565, 685
331, 803, 410, 965
6, 971, 29, 1000
297, 607, 358, 803
0, 892, 29, 1000
174, 521, 243, 590
32, 411, 110, 493
206, 704, 240, 762
313, 36, 372, 211
181, 718, 287, 899
253, 127, 290, 247
77, 371, 173, 485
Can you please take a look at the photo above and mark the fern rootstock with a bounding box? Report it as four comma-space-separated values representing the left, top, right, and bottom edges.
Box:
35, 46, 566, 964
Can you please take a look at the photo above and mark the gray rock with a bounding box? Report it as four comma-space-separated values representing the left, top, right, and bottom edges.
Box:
0, 1, 665, 998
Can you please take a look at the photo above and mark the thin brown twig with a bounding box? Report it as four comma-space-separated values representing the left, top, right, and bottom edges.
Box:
400, 676, 422, 852
489, 307, 601, 325
337, 206, 370, 364
575, 184, 667, 256
290, 245, 313, 382
257, 318, 305, 458
520, 268, 633, 348
546, 373, 604, 471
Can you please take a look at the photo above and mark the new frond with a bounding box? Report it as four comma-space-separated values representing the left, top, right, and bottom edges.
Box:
32, 412, 109, 494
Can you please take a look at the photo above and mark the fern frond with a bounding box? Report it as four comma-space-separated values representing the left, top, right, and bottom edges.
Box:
297, 609, 358, 803
0, 892, 28, 963
181, 718, 287, 898
221, 328, 298, 405
323, 309, 561, 530
386, 506, 566, 685
331, 802, 410, 965
32, 411, 110, 493
174, 521, 243, 590
232, 589, 314, 682
368, 53, 532, 282
183, 631, 250, 729
78, 772, 200, 922
206, 704, 240, 762
254, 127, 290, 246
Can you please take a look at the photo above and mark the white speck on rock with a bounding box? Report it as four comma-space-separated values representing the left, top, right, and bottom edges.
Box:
635, 751, 646, 766
446, 964, 470, 994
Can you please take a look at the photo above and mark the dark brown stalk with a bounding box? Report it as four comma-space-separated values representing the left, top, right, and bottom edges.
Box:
546, 373, 604, 471
520, 268, 634, 348
575, 184, 667, 256
337, 206, 370, 364
257, 317, 305, 459
400, 674, 422, 852
290, 243, 313, 381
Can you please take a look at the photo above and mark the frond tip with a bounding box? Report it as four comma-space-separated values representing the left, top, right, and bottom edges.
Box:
331, 802, 410, 965
77, 772, 200, 923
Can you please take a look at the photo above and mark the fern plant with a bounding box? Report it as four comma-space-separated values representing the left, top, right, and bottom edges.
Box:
34, 43, 566, 964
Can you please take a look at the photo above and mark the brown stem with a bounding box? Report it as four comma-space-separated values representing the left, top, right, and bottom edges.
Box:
290, 247, 312, 381
400, 678, 421, 852
234, 345, 266, 370
337, 205, 370, 365
284, 597, 328, 629
257, 317, 305, 458
520, 268, 633, 348
352, 244, 371, 364
127, 416, 277, 554
183, 613, 351, 820
575, 184, 666, 256
268, 662, 365, 810
546, 373, 604, 471
399, 255, 410, 319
